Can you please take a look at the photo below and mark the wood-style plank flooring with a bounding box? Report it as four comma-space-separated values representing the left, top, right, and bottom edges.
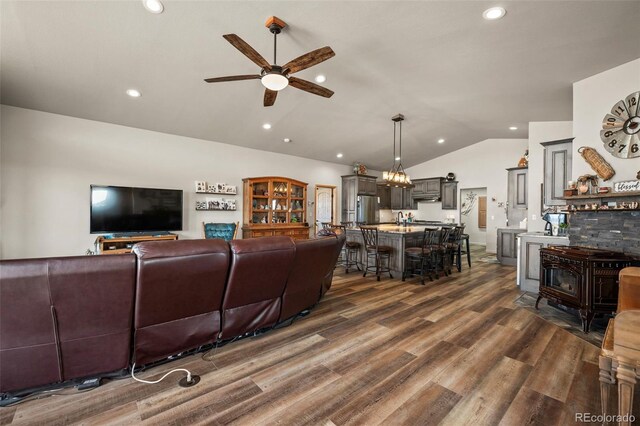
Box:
0, 246, 620, 425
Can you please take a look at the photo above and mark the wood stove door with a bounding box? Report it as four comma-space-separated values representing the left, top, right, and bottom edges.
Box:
590, 261, 627, 313
540, 255, 582, 308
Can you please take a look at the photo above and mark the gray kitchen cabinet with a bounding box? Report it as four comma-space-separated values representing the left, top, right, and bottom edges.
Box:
507, 167, 527, 226
357, 176, 377, 195
390, 186, 403, 210
402, 187, 416, 210
377, 184, 391, 209
497, 228, 526, 266
517, 233, 569, 293
426, 178, 442, 194
441, 181, 458, 210
412, 179, 428, 195
541, 138, 573, 207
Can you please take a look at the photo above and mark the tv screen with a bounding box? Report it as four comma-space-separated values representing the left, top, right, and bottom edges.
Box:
90, 185, 183, 234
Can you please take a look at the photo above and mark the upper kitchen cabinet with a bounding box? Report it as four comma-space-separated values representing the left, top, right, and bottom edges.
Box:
357, 176, 377, 195
441, 181, 458, 210
389, 186, 416, 210
507, 167, 528, 225
377, 184, 391, 209
541, 138, 573, 207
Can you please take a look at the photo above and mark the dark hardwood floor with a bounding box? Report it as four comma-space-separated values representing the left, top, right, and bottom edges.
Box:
1, 246, 615, 425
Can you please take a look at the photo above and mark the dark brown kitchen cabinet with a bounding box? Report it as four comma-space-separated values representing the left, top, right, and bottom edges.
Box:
377, 184, 391, 209
441, 181, 457, 210
403, 187, 416, 209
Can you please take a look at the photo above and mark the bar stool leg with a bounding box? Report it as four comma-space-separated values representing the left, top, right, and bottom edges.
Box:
466, 237, 471, 267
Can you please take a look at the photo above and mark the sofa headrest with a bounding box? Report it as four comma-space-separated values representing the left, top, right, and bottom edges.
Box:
229, 236, 295, 255
133, 239, 229, 259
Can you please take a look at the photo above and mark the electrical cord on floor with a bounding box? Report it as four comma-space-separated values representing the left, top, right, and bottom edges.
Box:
130, 363, 200, 388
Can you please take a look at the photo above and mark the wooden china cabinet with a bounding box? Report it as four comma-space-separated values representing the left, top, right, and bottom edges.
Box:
242, 176, 310, 239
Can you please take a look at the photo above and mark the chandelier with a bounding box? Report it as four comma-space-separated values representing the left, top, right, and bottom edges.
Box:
383, 114, 414, 188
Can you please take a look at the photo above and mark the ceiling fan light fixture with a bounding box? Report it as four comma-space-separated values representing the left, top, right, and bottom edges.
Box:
261, 72, 289, 91
142, 0, 164, 14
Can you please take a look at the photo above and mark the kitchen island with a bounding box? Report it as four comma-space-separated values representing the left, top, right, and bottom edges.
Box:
344, 224, 454, 277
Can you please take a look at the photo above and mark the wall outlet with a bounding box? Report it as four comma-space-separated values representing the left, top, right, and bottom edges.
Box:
491, 215, 495, 220
532, 214, 537, 220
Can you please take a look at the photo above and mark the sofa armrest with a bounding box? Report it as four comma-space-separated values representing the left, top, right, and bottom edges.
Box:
618, 267, 640, 312
614, 310, 640, 362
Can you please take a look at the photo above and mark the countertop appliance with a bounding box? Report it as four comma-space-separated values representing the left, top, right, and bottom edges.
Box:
542, 212, 567, 236
356, 195, 379, 225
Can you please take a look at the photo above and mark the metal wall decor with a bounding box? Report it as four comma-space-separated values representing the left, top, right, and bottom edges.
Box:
600, 91, 640, 158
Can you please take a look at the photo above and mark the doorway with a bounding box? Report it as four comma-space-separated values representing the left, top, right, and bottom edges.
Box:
459, 187, 487, 245
315, 185, 337, 232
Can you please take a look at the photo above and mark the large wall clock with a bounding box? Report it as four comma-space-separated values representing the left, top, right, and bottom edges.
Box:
600, 91, 640, 158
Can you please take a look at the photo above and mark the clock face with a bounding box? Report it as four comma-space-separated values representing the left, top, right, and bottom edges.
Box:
600, 91, 640, 159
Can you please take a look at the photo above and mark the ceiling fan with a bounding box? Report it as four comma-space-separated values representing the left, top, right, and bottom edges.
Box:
204, 16, 335, 107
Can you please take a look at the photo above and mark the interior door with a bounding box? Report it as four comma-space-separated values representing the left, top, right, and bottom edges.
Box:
478, 196, 487, 229
316, 186, 335, 231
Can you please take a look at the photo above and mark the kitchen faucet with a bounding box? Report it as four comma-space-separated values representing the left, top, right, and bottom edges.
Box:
396, 211, 404, 225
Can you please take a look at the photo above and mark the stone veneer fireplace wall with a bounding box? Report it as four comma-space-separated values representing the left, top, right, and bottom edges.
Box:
568, 211, 640, 256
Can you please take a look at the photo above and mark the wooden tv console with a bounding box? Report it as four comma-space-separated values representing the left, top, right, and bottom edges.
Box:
95, 234, 178, 255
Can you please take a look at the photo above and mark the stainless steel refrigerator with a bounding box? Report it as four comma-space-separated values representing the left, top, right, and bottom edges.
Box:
356, 195, 379, 224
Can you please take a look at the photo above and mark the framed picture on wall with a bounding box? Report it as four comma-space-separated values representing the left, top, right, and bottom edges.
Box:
195, 181, 207, 192
225, 185, 237, 194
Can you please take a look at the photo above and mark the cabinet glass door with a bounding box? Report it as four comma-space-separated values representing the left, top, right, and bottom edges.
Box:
290, 183, 305, 224
250, 180, 270, 224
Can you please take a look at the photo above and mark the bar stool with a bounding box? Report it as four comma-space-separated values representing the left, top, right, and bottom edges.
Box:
447, 225, 466, 272
334, 223, 361, 273
403, 227, 439, 284
360, 226, 393, 281
426, 227, 452, 278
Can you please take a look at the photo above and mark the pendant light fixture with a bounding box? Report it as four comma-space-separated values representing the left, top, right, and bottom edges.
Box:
383, 114, 414, 188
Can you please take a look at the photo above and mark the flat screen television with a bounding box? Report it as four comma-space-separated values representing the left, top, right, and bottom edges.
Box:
90, 185, 183, 234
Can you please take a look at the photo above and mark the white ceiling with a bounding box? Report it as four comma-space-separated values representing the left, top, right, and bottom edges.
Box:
2, 1, 639, 170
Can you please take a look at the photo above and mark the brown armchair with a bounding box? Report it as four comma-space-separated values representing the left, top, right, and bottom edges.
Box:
600, 267, 640, 425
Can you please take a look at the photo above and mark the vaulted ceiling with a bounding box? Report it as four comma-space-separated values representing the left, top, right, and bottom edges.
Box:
2, 1, 639, 170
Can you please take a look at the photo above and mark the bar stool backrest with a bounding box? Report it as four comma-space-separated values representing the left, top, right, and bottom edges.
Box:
450, 225, 466, 244
360, 226, 379, 250
422, 228, 439, 249
321, 222, 332, 230
340, 221, 353, 227
330, 224, 347, 236
439, 227, 453, 246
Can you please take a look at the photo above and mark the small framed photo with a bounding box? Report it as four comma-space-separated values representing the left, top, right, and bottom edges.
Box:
225, 185, 237, 194
225, 199, 237, 210
195, 181, 207, 192
207, 197, 223, 210
195, 201, 207, 210
207, 184, 216, 193
216, 183, 226, 193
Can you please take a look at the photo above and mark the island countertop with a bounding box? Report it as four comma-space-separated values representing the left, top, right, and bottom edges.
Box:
345, 224, 456, 234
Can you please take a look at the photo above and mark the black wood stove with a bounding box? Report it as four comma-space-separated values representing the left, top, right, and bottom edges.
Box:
538, 246, 636, 333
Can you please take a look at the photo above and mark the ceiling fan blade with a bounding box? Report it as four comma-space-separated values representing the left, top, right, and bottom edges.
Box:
264, 89, 278, 107
288, 76, 334, 98
222, 34, 271, 70
204, 74, 261, 83
282, 46, 335, 74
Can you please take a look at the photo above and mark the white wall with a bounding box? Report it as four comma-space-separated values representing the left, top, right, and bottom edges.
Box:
573, 58, 640, 182
459, 187, 486, 245
406, 138, 528, 253
0, 106, 353, 259
527, 121, 573, 232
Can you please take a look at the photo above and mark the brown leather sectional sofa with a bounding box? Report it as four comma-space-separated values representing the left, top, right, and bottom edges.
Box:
0, 235, 344, 400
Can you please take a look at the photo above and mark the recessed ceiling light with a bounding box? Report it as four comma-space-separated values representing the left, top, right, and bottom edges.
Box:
336, 153, 343, 158
262, 123, 272, 130
395, 156, 401, 161
126, 89, 141, 98
509, 126, 518, 130
315, 74, 327, 84
438, 138, 445, 144
142, 0, 164, 14
483, 7, 506, 20
283, 138, 291, 143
